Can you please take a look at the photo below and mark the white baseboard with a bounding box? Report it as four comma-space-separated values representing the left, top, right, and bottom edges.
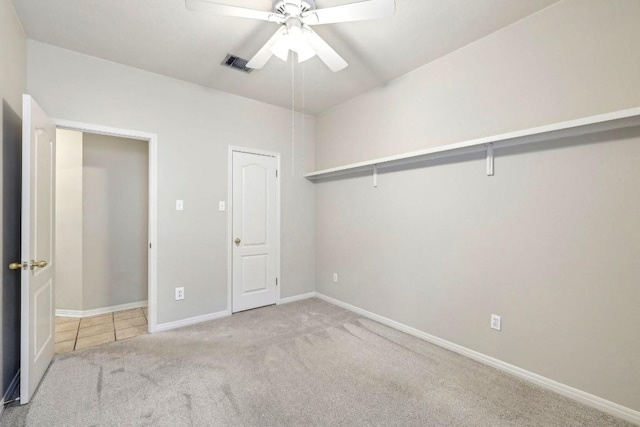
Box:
154, 310, 230, 333
154, 292, 314, 333
1, 369, 20, 418
279, 292, 316, 305
315, 293, 640, 425
153, 292, 316, 334
56, 301, 148, 318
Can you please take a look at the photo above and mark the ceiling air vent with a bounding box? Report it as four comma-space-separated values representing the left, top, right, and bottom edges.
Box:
221, 54, 253, 73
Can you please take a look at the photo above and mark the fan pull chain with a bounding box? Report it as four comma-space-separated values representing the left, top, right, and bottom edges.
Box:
291, 54, 296, 177
301, 60, 305, 177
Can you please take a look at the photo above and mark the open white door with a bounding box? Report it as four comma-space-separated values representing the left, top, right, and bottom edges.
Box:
19, 95, 56, 404
232, 150, 279, 313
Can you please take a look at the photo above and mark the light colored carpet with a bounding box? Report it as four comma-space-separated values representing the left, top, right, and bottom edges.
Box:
2, 298, 632, 426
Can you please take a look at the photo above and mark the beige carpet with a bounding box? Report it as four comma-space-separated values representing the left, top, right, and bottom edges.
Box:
2, 298, 633, 426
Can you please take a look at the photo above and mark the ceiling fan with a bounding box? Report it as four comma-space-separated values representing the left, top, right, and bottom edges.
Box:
186, 0, 396, 72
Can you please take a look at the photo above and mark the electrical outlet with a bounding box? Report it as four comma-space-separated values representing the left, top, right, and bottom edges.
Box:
175, 287, 185, 301
491, 314, 501, 331
332, 273, 338, 283
176, 200, 184, 211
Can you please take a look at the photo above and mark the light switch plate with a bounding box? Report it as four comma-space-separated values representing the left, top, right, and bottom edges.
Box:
176, 200, 184, 211
219, 201, 226, 211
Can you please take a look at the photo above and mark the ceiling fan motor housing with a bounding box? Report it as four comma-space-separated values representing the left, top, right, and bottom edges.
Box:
273, 0, 315, 16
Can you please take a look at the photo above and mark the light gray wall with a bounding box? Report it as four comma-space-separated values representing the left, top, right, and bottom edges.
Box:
27, 41, 315, 324
0, 0, 25, 400
82, 132, 148, 310
316, 0, 640, 170
314, 0, 640, 413
55, 129, 83, 311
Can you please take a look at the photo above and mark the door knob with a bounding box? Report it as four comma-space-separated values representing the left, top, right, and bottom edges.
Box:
234, 238, 241, 245
30, 260, 48, 270
9, 262, 23, 270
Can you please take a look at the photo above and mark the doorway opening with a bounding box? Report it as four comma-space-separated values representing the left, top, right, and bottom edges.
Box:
53, 120, 158, 352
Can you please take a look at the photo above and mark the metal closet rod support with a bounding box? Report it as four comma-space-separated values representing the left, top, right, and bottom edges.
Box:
370, 143, 495, 187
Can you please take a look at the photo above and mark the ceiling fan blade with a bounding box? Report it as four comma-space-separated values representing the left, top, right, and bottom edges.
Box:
186, 0, 284, 23
303, 0, 395, 25
246, 27, 287, 69
304, 28, 348, 72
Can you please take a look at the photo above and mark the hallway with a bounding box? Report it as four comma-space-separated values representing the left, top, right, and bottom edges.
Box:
54, 307, 148, 353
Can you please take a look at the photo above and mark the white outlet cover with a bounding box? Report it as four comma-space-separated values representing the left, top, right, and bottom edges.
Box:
332, 273, 338, 283
175, 287, 185, 300
176, 200, 184, 211
219, 201, 226, 211
491, 314, 501, 331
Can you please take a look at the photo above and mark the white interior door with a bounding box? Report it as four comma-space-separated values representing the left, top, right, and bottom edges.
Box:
232, 150, 278, 313
20, 95, 56, 404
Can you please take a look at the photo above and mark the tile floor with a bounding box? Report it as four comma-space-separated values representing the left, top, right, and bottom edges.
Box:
54, 307, 148, 354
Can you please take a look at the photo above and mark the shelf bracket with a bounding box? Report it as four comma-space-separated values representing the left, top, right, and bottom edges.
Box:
486, 143, 494, 176
373, 164, 378, 187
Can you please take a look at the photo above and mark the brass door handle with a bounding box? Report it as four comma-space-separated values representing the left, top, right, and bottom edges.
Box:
9, 262, 23, 270
234, 238, 241, 245
30, 260, 48, 270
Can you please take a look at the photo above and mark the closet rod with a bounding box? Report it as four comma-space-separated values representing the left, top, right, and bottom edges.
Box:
305, 107, 640, 180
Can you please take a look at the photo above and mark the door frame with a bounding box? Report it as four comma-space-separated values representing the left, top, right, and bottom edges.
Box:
54, 119, 159, 332
227, 146, 281, 313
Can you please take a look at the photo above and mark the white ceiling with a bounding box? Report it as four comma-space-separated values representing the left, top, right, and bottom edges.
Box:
12, 0, 559, 114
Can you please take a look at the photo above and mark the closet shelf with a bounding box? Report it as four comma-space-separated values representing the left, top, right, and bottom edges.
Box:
304, 107, 640, 180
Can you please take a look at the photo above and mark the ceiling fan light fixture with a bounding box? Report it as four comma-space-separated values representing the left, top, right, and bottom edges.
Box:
296, 45, 316, 63
270, 37, 290, 61
288, 26, 315, 62
269, 18, 316, 64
